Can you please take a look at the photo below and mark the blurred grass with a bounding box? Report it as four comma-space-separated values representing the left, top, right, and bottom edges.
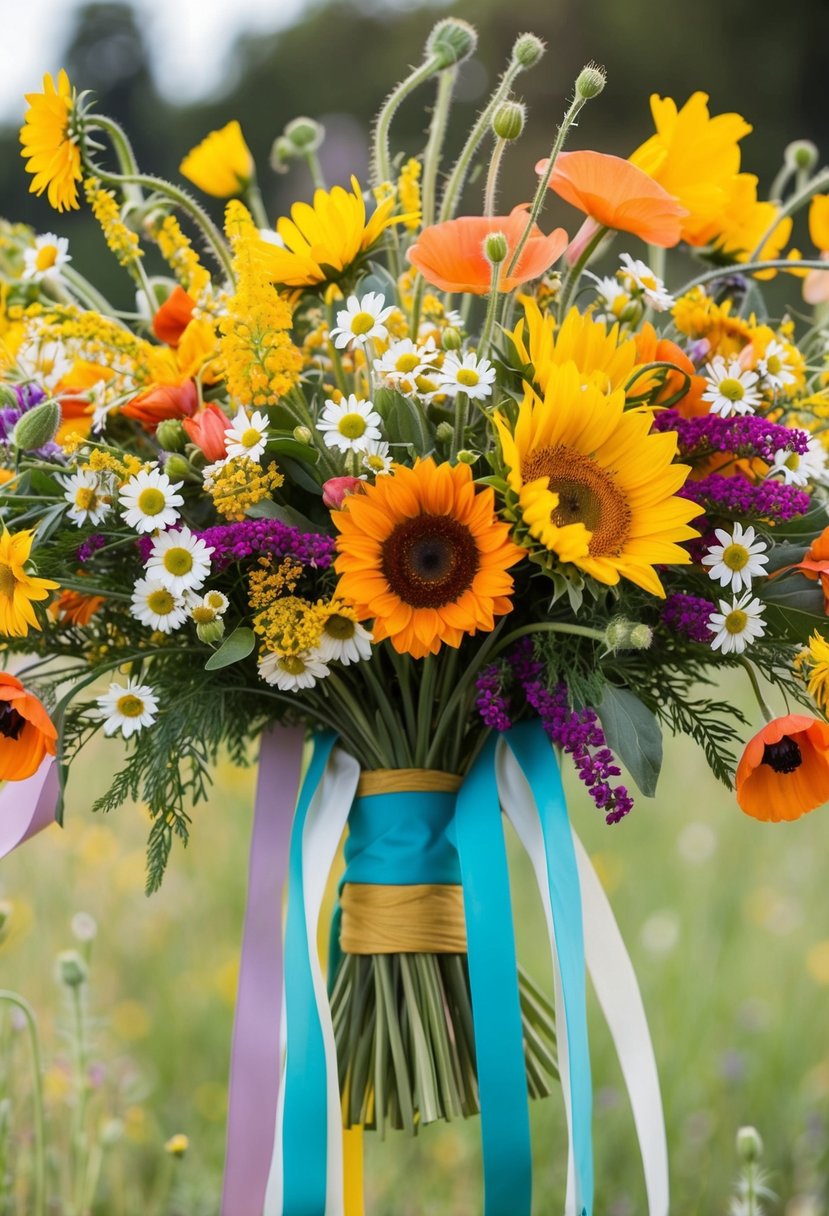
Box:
1, 682, 829, 1214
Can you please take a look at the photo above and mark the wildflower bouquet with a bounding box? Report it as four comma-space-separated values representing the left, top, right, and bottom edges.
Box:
3, 16, 829, 1214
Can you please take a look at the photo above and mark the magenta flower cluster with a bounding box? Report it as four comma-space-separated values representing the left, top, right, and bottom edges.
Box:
654, 409, 809, 462
661, 592, 718, 643
195, 519, 337, 571
679, 473, 811, 522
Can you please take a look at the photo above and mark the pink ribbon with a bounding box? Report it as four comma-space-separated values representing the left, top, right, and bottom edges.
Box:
221, 725, 305, 1216
0, 757, 59, 859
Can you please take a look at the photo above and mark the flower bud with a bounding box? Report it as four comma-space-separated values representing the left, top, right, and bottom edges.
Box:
441, 327, 462, 351
604, 617, 652, 651
164, 454, 194, 483
784, 139, 819, 172
736, 1126, 763, 1163
575, 63, 607, 100
492, 101, 526, 142
11, 399, 60, 451
0, 385, 19, 409
322, 475, 363, 509
629, 624, 653, 650
293, 425, 313, 444
456, 449, 478, 464
197, 618, 226, 645
56, 949, 88, 989
511, 33, 545, 69
165, 1133, 189, 1158
284, 117, 325, 153
484, 231, 508, 265
71, 912, 98, 943
435, 421, 455, 445
156, 419, 186, 452
427, 17, 478, 69
270, 136, 296, 174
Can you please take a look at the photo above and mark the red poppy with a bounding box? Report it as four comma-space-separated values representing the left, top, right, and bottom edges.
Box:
736, 714, 829, 821
0, 673, 57, 781
153, 287, 196, 347
182, 402, 231, 461
121, 380, 199, 432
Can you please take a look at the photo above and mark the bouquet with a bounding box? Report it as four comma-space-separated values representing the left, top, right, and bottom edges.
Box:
3, 15, 829, 1213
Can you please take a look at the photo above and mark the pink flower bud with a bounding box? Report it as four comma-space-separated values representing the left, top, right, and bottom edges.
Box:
322, 475, 363, 509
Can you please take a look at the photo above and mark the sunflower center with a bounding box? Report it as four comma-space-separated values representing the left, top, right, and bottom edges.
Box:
163, 547, 193, 576
718, 377, 745, 402
522, 445, 632, 556
724, 609, 748, 634
147, 589, 175, 614
325, 613, 356, 640
35, 245, 59, 272
395, 353, 420, 373
338, 412, 367, 439
0, 703, 25, 740
116, 694, 145, 718
722, 543, 749, 571
241, 427, 262, 448
279, 655, 307, 675
0, 563, 17, 600
761, 736, 803, 774
75, 487, 98, 511
381, 514, 480, 608
456, 368, 480, 387
137, 488, 166, 516
350, 311, 376, 336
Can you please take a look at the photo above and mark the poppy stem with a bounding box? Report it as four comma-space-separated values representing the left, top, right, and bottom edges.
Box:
556, 225, 608, 320
747, 166, 829, 263
483, 137, 508, 218
739, 658, 775, 724
421, 68, 457, 231
244, 180, 271, 231
675, 258, 829, 297
372, 56, 443, 192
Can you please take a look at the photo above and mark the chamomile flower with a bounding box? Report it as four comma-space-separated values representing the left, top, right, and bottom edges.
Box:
316, 609, 373, 665
257, 650, 330, 690
317, 394, 382, 453
373, 337, 438, 392
59, 469, 111, 527
757, 339, 797, 392
437, 351, 497, 401
586, 271, 631, 320
15, 337, 72, 393
145, 527, 214, 596
708, 592, 767, 655
701, 523, 769, 593
360, 439, 394, 475
617, 253, 674, 312
768, 437, 828, 487
130, 577, 189, 633
702, 356, 762, 417
329, 292, 394, 349
22, 234, 71, 282
224, 407, 269, 461
119, 468, 184, 533
96, 679, 159, 739
201, 590, 229, 614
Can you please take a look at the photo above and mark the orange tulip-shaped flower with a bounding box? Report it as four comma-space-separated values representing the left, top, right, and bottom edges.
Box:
182, 403, 231, 461
153, 287, 196, 347
540, 150, 687, 248
0, 673, 57, 781
121, 380, 199, 432
406, 206, 568, 295
736, 714, 829, 821
633, 322, 708, 415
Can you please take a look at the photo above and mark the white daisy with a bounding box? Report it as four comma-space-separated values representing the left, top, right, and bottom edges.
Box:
316, 614, 373, 665
145, 527, 214, 596
22, 234, 71, 283
707, 592, 767, 655
768, 437, 828, 487
119, 468, 184, 534
701, 356, 762, 418
373, 337, 439, 392
701, 523, 769, 593
58, 469, 112, 527
329, 292, 394, 349
586, 271, 631, 320
201, 590, 229, 614
257, 650, 330, 690
317, 395, 382, 453
96, 678, 159, 739
15, 337, 72, 393
224, 407, 270, 461
360, 439, 394, 475
409, 370, 445, 403
757, 340, 797, 393
437, 351, 497, 401
130, 577, 189, 633
617, 253, 674, 312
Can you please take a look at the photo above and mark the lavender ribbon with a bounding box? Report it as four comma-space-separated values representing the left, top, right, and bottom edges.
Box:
0, 758, 59, 858
221, 725, 305, 1216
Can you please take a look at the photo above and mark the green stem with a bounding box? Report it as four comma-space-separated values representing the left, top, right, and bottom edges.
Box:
89, 114, 142, 204
415, 655, 437, 767
421, 67, 457, 229
0, 993, 46, 1216
476, 257, 504, 361
739, 658, 775, 724
304, 150, 326, 191
450, 391, 469, 461
408, 275, 425, 339
70, 985, 89, 1216
748, 166, 829, 262
483, 137, 507, 217
62, 266, 117, 316
492, 620, 607, 659
425, 624, 504, 768
372, 55, 442, 190
676, 258, 829, 296
556, 225, 608, 321
244, 181, 271, 230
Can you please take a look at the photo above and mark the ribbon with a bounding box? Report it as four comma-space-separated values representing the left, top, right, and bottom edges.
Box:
0, 756, 58, 859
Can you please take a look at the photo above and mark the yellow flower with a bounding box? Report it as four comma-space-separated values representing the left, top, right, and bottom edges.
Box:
0, 529, 59, 637
204, 455, 284, 521
19, 70, 82, 212
630, 92, 751, 246
510, 297, 637, 395
494, 364, 702, 596
709, 174, 792, 278
84, 177, 143, 268
260, 176, 415, 288
153, 214, 211, 297
672, 286, 754, 358
806, 631, 829, 711
398, 158, 422, 231
809, 195, 829, 252
179, 120, 254, 197
164, 1133, 189, 1158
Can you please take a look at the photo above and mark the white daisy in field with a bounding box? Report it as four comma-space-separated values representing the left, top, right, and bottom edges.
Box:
224, 407, 270, 461
119, 468, 184, 533
708, 592, 767, 655
617, 253, 674, 312
373, 337, 439, 393
437, 351, 496, 401
757, 339, 797, 393
317, 394, 382, 453
316, 612, 373, 665
257, 650, 330, 690
360, 439, 394, 475
410, 370, 445, 403
701, 523, 769, 593
768, 437, 828, 487
702, 356, 762, 417
22, 234, 71, 283
130, 577, 189, 633
145, 527, 214, 596
329, 292, 394, 349
59, 469, 112, 527
96, 678, 159, 739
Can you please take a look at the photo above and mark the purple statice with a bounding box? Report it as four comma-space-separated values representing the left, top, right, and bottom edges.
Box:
653, 410, 810, 463
661, 593, 717, 643
0, 406, 21, 444
77, 533, 107, 562
196, 519, 336, 572
14, 383, 47, 411
474, 664, 513, 731
1, 383, 48, 444
679, 473, 811, 523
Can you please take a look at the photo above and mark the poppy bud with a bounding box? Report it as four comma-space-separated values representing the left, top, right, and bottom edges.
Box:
11, 399, 61, 450
575, 64, 606, 100
293, 426, 314, 444
512, 33, 545, 69
435, 422, 455, 445
284, 117, 325, 153
56, 950, 88, 989
441, 327, 462, 351
484, 232, 508, 265
156, 419, 187, 452
736, 1126, 763, 1164
492, 101, 526, 142
427, 18, 478, 69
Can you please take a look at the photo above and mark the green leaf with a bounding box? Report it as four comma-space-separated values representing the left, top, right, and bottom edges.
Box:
375, 388, 433, 455
766, 542, 809, 573
245, 499, 320, 531
265, 436, 319, 464
596, 685, 663, 797
772, 502, 829, 539
763, 574, 826, 643
204, 626, 256, 670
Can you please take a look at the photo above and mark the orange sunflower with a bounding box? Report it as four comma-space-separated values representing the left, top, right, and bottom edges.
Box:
332, 458, 522, 658
736, 714, 829, 821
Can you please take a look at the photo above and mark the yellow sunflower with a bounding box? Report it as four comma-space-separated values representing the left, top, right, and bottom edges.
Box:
259, 177, 417, 289
19, 70, 82, 212
179, 121, 254, 198
494, 364, 703, 596
332, 458, 522, 659
0, 529, 59, 637
510, 298, 638, 395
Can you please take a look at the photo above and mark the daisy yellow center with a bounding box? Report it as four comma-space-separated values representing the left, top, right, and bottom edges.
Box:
365, 454, 386, 472
350, 312, 376, 336
137, 487, 166, 516
381, 514, 480, 608
279, 655, 307, 675
75, 487, 98, 511
785, 453, 800, 471
241, 427, 262, 448
724, 609, 748, 634
35, 245, 59, 272
767, 355, 782, 375
147, 589, 175, 614
718, 377, 745, 402
116, 694, 145, 718
163, 547, 193, 576
456, 368, 480, 388
722, 543, 749, 571
192, 605, 216, 624
205, 592, 226, 610
523, 445, 632, 556
325, 613, 356, 640
395, 353, 420, 373
415, 375, 439, 394
0, 563, 16, 600
639, 274, 658, 291
338, 412, 367, 439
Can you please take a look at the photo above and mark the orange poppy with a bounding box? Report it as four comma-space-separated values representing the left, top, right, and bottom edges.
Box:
787, 526, 829, 612
540, 150, 687, 248
736, 714, 829, 821
153, 287, 196, 348
633, 322, 708, 414
0, 673, 57, 781
182, 402, 230, 461
406, 207, 568, 295
48, 588, 105, 627
121, 380, 199, 432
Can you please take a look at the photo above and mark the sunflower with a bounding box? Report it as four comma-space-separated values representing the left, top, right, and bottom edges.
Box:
736, 714, 829, 821
0, 529, 59, 638
179, 121, 254, 198
510, 298, 638, 396
19, 70, 83, 212
0, 673, 57, 782
493, 364, 702, 595
332, 458, 522, 659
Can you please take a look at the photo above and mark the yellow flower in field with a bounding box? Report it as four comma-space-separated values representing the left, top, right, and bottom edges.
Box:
809, 195, 829, 252
510, 298, 638, 396
261, 176, 416, 288
179, 120, 254, 198
806, 631, 829, 711
494, 364, 702, 596
165, 1134, 190, 1158
19, 70, 82, 212
630, 92, 751, 246
0, 529, 59, 638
